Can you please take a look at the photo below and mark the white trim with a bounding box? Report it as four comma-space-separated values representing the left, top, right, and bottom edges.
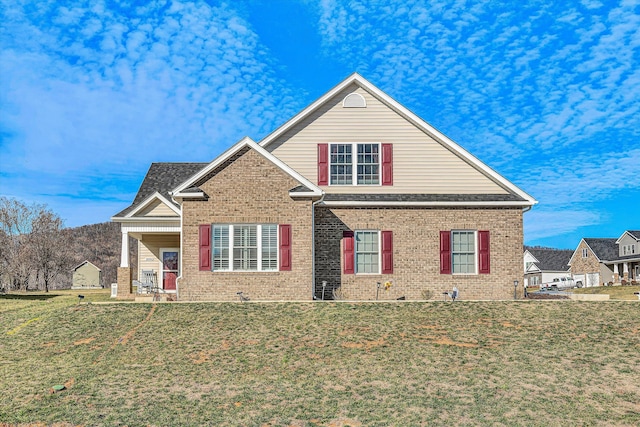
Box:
289, 191, 323, 198
259, 73, 537, 206
120, 231, 129, 268
321, 200, 532, 207
112, 216, 181, 223
124, 192, 181, 218
616, 231, 640, 244
171, 136, 323, 197
121, 225, 181, 234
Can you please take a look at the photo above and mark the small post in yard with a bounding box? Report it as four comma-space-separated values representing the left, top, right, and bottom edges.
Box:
513, 280, 518, 300
321, 281, 327, 301
376, 282, 381, 300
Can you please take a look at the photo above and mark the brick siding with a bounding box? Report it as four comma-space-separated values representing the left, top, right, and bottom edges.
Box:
315, 206, 524, 300
179, 148, 314, 301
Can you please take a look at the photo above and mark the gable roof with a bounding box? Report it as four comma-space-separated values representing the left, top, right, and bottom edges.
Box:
112, 162, 207, 218
524, 247, 572, 272
570, 238, 618, 264
259, 72, 537, 207
72, 260, 101, 272
616, 230, 640, 243
123, 191, 181, 218
172, 137, 322, 198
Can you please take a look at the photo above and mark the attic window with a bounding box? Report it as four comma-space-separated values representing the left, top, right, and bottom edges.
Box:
342, 93, 366, 108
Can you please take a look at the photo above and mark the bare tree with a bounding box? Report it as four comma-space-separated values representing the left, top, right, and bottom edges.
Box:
30, 209, 73, 292
0, 197, 41, 290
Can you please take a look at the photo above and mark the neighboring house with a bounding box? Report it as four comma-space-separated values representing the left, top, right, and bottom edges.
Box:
72, 261, 102, 289
523, 247, 573, 287
568, 231, 640, 286
112, 73, 537, 301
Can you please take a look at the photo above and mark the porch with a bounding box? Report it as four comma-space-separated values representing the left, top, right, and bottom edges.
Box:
611, 259, 640, 284
114, 220, 181, 300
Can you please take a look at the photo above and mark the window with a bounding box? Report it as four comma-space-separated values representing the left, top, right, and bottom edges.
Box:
355, 231, 379, 274
357, 144, 379, 184
330, 144, 352, 185
330, 143, 379, 185
440, 230, 489, 275
582, 248, 588, 258
452, 231, 476, 274
212, 225, 229, 270
623, 244, 636, 256
211, 224, 277, 271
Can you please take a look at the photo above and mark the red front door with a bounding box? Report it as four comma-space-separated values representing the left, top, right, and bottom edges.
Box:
161, 250, 178, 290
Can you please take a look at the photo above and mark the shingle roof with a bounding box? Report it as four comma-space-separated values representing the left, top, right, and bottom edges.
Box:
584, 238, 618, 261
322, 193, 526, 202
525, 247, 572, 271
114, 162, 207, 217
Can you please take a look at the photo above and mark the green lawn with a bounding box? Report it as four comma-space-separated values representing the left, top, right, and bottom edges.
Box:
1, 290, 640, 426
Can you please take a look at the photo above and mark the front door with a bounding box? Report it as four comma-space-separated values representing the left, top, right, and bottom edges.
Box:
160, 248, 179, 291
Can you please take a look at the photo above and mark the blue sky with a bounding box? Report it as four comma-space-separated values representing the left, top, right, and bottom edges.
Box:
1, 0, 639, 249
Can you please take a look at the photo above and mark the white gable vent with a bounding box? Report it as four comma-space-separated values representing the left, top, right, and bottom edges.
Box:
342, 92, 366, 108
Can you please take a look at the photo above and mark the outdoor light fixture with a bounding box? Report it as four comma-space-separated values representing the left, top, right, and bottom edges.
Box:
513, 280, 519, 300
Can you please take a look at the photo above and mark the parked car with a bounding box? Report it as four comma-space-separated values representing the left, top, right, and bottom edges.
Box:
540, 277, 583, 291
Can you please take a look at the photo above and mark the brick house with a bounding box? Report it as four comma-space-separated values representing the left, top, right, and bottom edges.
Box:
112, 73, 537, 301
568, 231, 640, 286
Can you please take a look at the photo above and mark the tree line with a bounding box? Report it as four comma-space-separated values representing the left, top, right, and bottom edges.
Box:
0, 197, 136, 292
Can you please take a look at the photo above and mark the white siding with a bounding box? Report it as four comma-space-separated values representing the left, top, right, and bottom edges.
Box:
268, 84, 508, 195
618, 234, 638, 257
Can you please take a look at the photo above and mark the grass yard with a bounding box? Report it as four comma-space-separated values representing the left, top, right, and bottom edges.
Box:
1, 291, 640, 426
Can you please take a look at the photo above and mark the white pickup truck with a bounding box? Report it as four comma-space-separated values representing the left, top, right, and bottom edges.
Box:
540, 277, 583, 291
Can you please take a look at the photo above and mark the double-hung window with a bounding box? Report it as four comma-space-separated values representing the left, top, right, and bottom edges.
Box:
452, 231, 476, 274
440, 230, 490, 275
355, 231, 380, 274
211, 224, 277, 271
330, 143, 379, 185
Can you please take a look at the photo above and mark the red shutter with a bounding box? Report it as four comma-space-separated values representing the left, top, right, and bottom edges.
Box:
318, 144, 328, 185
440, 231, 451, 274
478, 230, 490, 274
343, 230, 354, 274
381, 143, 393, 186
199, 224, 211, 271
279, 224, 292, 271
381, 230, 393, 274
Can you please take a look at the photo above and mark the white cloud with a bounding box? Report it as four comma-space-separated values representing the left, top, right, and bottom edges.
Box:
0, 0, 301, 223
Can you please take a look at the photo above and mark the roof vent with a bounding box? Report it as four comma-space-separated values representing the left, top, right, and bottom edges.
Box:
342, 92, 366, 108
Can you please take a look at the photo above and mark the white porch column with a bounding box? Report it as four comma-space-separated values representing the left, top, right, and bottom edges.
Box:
120, 231, 129, 268
613, 263, 619, 275
623, 262, 629, 281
